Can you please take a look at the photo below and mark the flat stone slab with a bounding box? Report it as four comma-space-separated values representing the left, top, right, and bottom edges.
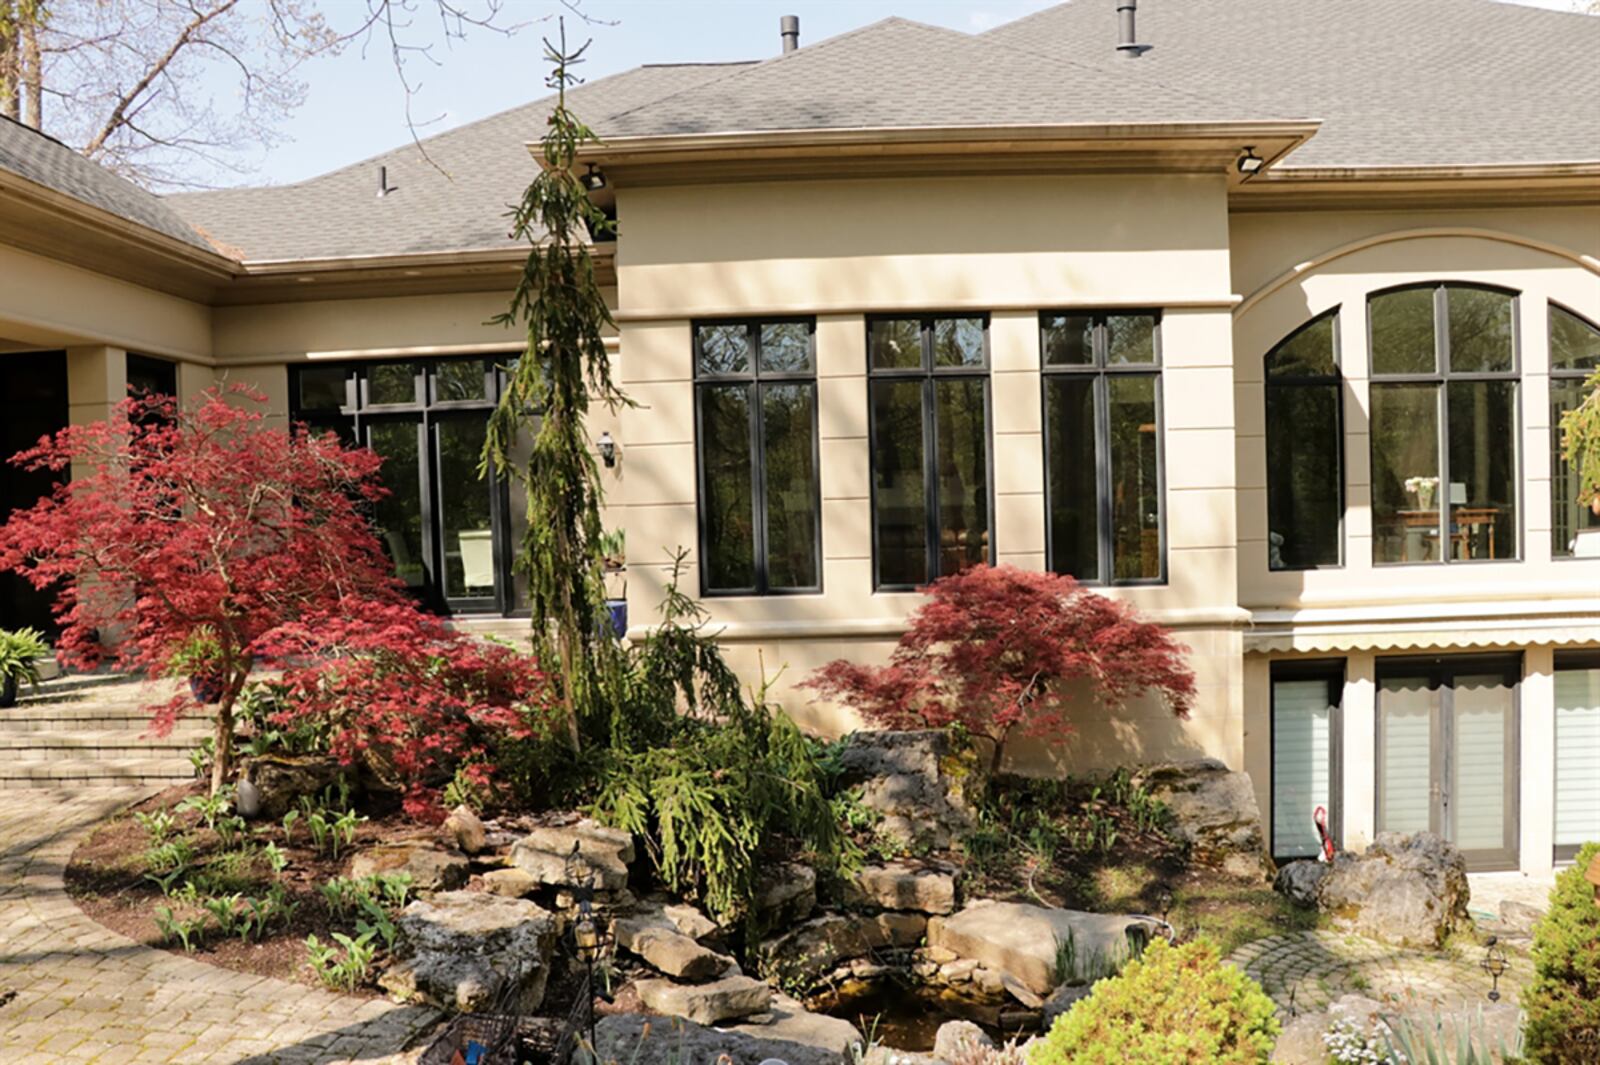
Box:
615, 908, 732, 980
594, 1013, 850, 1065
721, 992, 863, 1056
928, 900, 1149, 997
509, 818, 633, 890
760, 912, 927, 986
349, 842, 469, 893
634, 973, 772, 1025
844, 860, 957, 914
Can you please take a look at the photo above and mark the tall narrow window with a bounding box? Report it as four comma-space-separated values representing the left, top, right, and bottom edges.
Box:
868, 315, 991, 589
1554, 651, 1600, 861
1550, 306, 1600, 557
1271, 661, 1343, 860
1042, 312, 1163, 583
1265, 311, 1342, 569
695, 320, 821, 595
1369, 284, 1518, 565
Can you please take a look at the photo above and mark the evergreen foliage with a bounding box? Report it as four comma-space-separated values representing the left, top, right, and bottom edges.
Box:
1522, 840, 1600, 1063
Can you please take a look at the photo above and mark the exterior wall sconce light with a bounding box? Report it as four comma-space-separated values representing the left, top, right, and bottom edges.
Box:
580, 164, 607, 191
597, 431, 617, 467
1480, 937, 1509, 1002
1237, 148, 1265, 176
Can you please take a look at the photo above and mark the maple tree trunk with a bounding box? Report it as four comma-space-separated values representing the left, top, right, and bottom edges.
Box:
209, 674, 241, 796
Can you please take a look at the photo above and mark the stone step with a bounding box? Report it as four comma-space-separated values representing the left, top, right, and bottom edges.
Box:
0, 758, 195, 788
0, 730, 205, 761
0, 704, 215, 730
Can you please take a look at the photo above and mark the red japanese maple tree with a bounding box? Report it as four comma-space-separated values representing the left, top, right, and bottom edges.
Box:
805, 565, 1196, 774
0, 386, 403, 794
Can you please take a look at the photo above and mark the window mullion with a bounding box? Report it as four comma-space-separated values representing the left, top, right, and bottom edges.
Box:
749, 377, 768, 595
1095, 352, 1114, 584
923, 332, 940, 582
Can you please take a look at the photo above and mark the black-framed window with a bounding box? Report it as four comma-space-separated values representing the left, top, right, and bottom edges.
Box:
1553, 649, 1600, 862
868, 315, 992, 590
1265, 310, 1343, 570
1041, 312, 1164, 584
1369, 284, 1519, 565
289, 356, 518, 616
693, 319, 821, 596
1550, 305, 1600, 557
1270, 659, 1343, 861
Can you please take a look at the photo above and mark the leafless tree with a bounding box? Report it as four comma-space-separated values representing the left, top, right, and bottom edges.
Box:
0, 0, 595, 190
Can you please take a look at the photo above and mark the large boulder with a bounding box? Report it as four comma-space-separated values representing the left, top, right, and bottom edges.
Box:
508, 818, 633, 890
837, 730, 984, 849
349, 842, 469, 893
934, 1020, 995, 1061
1274, 859, 1329, 907
1314, 832, 1470, 948
1134, 759, 1273, 878
928, 900, 1154, 997
378, 891, 558, 1012
242, 754, 345, 820
593, 1013, 852, 1065
844, 860, 957, 915
633, 972, 772, 1025
759, 912, 927, 987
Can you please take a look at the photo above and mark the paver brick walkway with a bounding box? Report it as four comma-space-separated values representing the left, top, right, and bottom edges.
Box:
0, 788, 441, 1064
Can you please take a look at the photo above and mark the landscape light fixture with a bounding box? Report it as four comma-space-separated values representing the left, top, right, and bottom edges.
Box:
1237, 147, 1265, 176
597, 431, 617, 468
1480, 937, 1509, 1002
580, 164, 607, 191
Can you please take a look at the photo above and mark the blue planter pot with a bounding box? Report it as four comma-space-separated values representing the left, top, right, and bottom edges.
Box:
189, 672, 224, 704
606, 599, 628, 640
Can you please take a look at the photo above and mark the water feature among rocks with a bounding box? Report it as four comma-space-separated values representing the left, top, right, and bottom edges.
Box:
813, 976, 1023, 1051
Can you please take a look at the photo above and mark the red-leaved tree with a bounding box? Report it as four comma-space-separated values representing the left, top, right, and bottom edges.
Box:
257, 603, 552, 820
804, 565, 1197, 774
0, 386, 403, 794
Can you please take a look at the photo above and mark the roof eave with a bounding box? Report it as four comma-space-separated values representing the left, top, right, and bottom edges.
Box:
1232, 159, 1600, 211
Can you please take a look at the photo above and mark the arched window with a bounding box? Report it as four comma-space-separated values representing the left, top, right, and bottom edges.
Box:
1265, 310, 1342, 569
1368, 283, 1518, 565
1550, 304, 1600, 557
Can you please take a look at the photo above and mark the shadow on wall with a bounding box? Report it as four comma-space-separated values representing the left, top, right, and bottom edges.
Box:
1001, 684, 1212, 779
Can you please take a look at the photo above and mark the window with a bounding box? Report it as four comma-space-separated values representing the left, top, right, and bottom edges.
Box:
1553, 651, 1600, 861
694, 320, 821, 595
1041, 312, 1163, 583
1265, 311, 1342, 569
1550, 306, 1600, 557
868, 315, 991, 589
289, 357, 515, 614
1270, 661, 1343, 861
1369, 284, 1518, 565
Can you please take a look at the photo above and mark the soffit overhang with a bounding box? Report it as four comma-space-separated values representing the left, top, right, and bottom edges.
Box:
1231, 161, 1600, 212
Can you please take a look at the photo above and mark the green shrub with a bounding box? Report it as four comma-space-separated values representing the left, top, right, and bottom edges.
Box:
1523, 840, 1600, 1063
1031, 938, 1279, 1065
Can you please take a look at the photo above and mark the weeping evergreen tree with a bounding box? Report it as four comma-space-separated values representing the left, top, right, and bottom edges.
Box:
485, 24, 626, 752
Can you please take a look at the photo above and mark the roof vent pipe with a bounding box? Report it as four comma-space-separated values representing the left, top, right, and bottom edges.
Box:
377, 165, 396, 198
1116, 0, 1145, 58
780, 15, 800, 54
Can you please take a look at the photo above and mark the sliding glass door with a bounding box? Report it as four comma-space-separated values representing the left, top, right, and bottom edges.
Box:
1271, 661, 1342, 861
1376, 655, 1520, 870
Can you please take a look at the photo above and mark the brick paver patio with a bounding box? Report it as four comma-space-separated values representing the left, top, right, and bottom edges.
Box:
0, 787, 441, 1064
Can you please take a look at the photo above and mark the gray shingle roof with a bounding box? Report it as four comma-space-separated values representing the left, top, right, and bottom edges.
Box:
166, 62, 751, 263
0, 115, 216, 251
983, 0, 1600, 170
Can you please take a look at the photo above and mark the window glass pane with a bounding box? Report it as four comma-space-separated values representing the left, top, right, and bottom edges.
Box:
871, 379, 927, 586
1447, 380, 1516, 560
298, 366, 348, 410
437, 418, 495, 599
1045, 377, 1099, 579
697, 324, 751, 376
1273, 677, 1335, 858
1378, 677, 1434, 835
1446, 287, 1514, 373
700, 384, 756, 590
871, 318, 923, 370
368, 362, 418, 405
933, 378, 989, 576
1554, 668, 1600, 849
367, 422, 425, 589
434, 360, 488, 402
761, 383, 819, 589
933, 318, 985, 368
759, 322, 812, 374
1267, 314, 1337, 378
1106, 315, 1157, 366
1266, 383, 1341, 568
1371, 383, 1441, 563
1551, 378, 1600, 556
1042, 315, 1094, 366
1107, 375, 1160, 580
1451, 674, 1514, 853
1371, 288, 1437, 375
1552, 307, 1600, 373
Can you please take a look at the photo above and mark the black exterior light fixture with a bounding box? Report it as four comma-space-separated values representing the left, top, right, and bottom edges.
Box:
597, 431, 617, 468
1237, 147, 1265, 176
1480, 937, 1509, 1002
580, 164, 607, 192
563, 842, 614, 1053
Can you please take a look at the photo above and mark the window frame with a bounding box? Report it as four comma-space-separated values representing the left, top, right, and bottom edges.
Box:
1269, 658, 1345, 863
1366, 282, 1522, 567
865, 313, 996, 592
1264, 309, 1345, 571
288, 356, 516, 616
1038, 310, 1167, 586
1549, 303, 1600, 560
692, 317, 824, 598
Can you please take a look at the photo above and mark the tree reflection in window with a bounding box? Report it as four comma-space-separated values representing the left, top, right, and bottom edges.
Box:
1265, 310, 1342, 569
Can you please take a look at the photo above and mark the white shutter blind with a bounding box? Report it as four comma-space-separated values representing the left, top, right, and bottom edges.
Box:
1273, 678, 1332, 858
1452, 676, 1511, 852
1380, 680, 1433, 835
1555, 669, 1600, 849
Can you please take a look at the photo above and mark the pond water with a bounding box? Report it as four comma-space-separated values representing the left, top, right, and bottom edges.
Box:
818, 982, 1020, 1052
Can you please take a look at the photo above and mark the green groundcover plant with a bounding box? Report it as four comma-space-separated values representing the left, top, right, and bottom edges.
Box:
1522, 840, 1600, 1063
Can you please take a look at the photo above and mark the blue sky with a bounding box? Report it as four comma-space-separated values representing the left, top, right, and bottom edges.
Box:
250, 0, 1584, 187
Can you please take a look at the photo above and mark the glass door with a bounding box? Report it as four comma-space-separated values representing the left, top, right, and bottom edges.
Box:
1377, 655, 1520, 870
1554, 653, 1600, 861
1271, 661, 1342, 860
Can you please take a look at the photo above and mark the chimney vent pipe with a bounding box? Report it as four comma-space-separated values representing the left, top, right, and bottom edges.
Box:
780, 15, 800, 54
1116, 0, 1145, 58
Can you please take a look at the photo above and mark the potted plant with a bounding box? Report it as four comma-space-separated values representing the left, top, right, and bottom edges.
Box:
0, 627, 49, 709
1561, 369, 1600, 555
167, 625, 227, 704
